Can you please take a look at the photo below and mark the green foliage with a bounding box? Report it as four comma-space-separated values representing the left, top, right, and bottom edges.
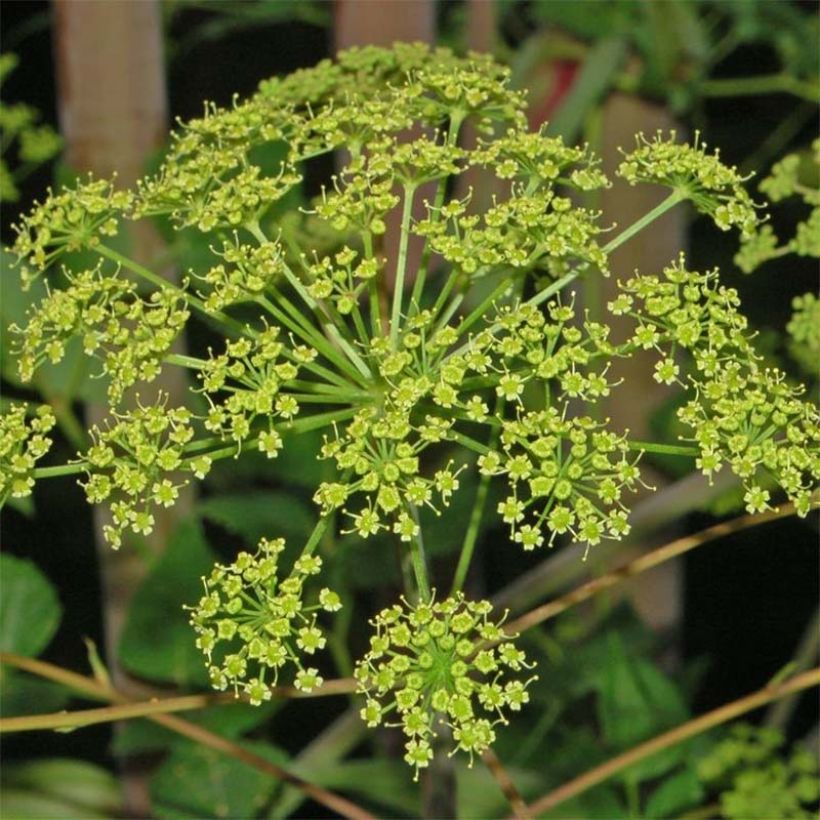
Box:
0, 553, 61, 657
149, 740, 288, 819
119, 519, 215, 686
698, 724, 820, 819
0, 758, 122, 819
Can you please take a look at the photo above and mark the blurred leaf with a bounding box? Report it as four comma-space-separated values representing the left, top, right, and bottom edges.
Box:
197, 490, 314, 547
0, 669, 69, 717
263, 429, 329, 490
118, 519, 214, 686
597, 633, 690, 782
0, 759, 121, 819
0, 553, 61, 657
150, 740, 288, 819
112, 699, 280, 756
331, 531, 401, 590
530, 0, 640, 41
543, 785, 629, 819
302, 759, 420, 816
457, 760, 543, 819
645, 767, 704, 818
547, 37, 628, 143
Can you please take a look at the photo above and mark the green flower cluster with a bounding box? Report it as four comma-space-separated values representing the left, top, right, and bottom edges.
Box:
0, 54, 62, 203
81, 395, 211, 548
787, 292, 820, 377
11, 177, 132, 287
698, 725, 819, 820
354, 593, 534, 778
619, 131, 760, 236
3, 42, 819, 780
415, 183, 607, 278
189, 536, 341, 704
610, 256, 820, 516
198, 238, 286, 311
736, 139, 820, 273
198, 327, 316, 452
0, 404, 55, 503
14, 265, 189, 403
482, 410, 639, 551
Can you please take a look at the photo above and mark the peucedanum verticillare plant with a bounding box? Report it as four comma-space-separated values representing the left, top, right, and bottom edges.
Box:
2, 43, 818, 776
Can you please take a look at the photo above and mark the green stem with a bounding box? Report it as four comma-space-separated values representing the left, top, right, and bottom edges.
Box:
449, 430, 492, 456
602, 190, 685, 255
451, 411, 502, 596
453, 275, 515, 340
391, 184, 417, 348
627, 440, 699, 457
701, 74, 820, 103
407, 505, 431, 601
526, 669, 820, 817
278, 264, 372, 384
32, 462, 86, 479
302, 514, 334, 558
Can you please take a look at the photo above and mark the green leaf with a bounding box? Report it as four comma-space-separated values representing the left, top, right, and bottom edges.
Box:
0, 553, 62, 657
0, 759, 122, 819
0, 669, 69, 717
150, 740, 288, 819
457, 761, 543, 819
198, 491, 314, 548
118, 519, 214, 686
645, 768, 704, 818
597, 633, 690, 782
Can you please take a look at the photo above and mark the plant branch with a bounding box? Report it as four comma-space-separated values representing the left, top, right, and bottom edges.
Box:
602, 189, 685, 255
0, 652, 369, 820
391, 184, 417, 348
522, 668, 820, 818
504, 501, 802, 637
701, 73, 820, 103
482, 748, 530, 819
451, 407, 502, 596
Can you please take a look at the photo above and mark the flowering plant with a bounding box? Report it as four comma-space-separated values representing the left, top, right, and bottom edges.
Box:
2, 44, 818, 783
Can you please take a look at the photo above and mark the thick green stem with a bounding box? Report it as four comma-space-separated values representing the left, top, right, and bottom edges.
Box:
302, 514, 333, 558
32, 462, 86, 479
391, 185, 417, 348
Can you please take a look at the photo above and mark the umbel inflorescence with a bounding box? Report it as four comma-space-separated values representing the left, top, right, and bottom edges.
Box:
3, 43, 818, 774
